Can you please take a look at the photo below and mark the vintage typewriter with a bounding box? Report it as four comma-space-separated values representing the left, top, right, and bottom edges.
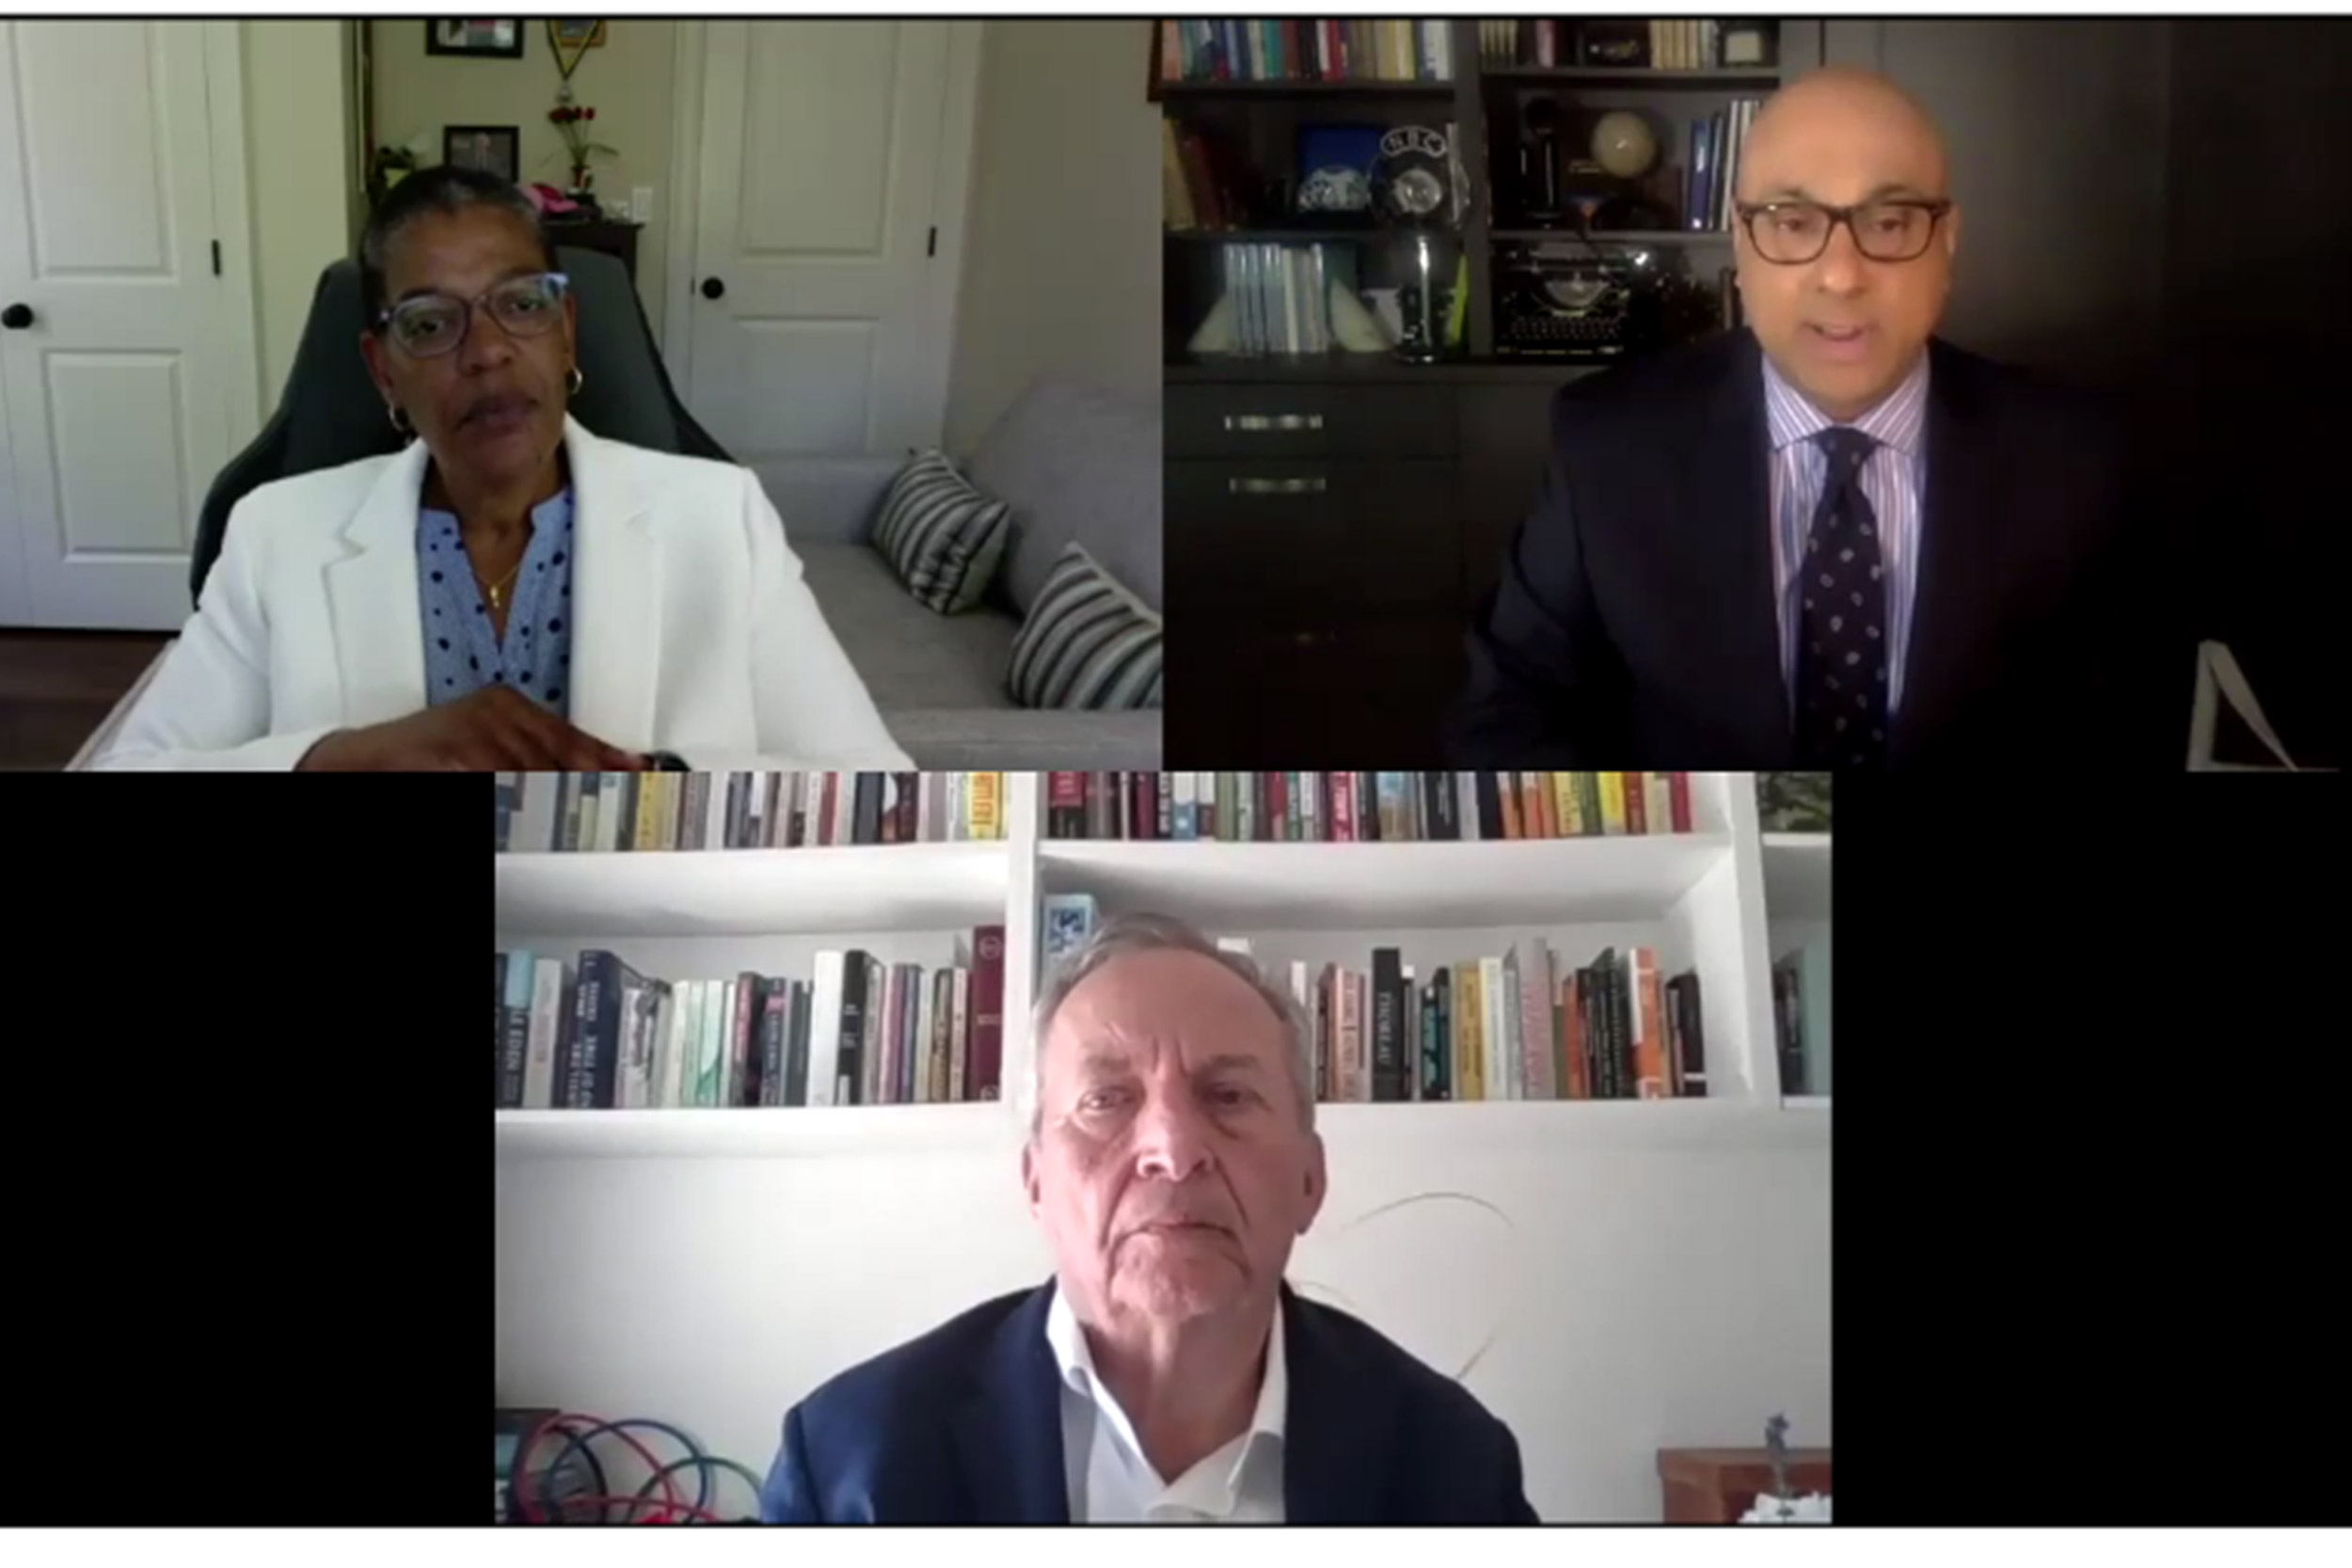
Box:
1494, 241, 1657, 360
1496, 240, 1733, 360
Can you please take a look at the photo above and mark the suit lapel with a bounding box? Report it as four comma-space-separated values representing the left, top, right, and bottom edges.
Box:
1679, 332, 1795, 759
323, 440, 433, 724
951, 1283, 1072, 1523
1896, 342, 2000, 764
1280, 1287, 1398, 1523
558, 418, 663, 752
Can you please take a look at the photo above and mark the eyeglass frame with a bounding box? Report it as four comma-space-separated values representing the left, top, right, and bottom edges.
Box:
374, 270, 573, 358
1733, 198, 1955, 265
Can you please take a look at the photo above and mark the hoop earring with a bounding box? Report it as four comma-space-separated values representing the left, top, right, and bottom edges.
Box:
386, 403, 413, 438
565, 365, 584, 398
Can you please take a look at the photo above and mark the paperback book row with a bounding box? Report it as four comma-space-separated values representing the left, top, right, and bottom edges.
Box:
1041, 895, 1706, 1101
1045, 770, 1694, 841
1158, 19, 1454, 84
495, 927, 1007, 1110
1772, 939, 1832, 1097
493, 770, 1008, 853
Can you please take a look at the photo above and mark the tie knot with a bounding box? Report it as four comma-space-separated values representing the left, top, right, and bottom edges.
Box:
1817, 427, 1876, 471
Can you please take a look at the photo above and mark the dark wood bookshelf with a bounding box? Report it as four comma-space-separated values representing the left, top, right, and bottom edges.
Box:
1489, 228, 1737, 245
1164, 225, 1386, 244
1157, 78, 1459, 98
1158, 19, 1811, 765
1158, 18, 1792, 371
1482, 66, 1782, 87
1165, 353, 1599, 386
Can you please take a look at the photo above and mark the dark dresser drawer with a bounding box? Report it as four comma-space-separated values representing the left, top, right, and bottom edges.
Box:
1167, 613, 1468, 768
1167, 458, 1459, 621
1166, 383, 1458, 461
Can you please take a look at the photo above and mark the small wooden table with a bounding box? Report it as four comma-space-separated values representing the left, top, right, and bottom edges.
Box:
1657, 1447, 1833, 1523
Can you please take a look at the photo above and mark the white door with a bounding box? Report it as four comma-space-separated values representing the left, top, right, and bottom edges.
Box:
683, 20, 977, 467
0, 20, 260, 630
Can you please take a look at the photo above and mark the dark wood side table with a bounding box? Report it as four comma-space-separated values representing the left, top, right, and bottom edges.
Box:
547, 218, 643, 285
1657, 1448, 1833, 1523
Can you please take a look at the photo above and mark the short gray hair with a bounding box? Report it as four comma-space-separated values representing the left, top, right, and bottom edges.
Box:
1024, 911, 1317, 1137
358, 164, 555, 324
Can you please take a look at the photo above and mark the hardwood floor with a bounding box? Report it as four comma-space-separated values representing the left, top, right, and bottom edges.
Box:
0, 630, 169, 769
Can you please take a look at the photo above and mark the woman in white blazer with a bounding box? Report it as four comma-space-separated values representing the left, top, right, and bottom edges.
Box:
91, 166, 910, 772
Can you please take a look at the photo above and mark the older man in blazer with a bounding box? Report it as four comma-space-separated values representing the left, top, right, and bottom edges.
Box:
1450, 68, 2173, 768
762, 914, 1539, 1525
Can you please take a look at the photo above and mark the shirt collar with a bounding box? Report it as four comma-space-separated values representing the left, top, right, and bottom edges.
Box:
1044, 1281, 1288, 1459
419, 485, 575, 527
1759, 344, 1930, 458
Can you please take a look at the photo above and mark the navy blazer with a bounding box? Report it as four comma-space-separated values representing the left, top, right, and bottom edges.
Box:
760, 1280, 1540, 1523
1448, 329, 2182, 769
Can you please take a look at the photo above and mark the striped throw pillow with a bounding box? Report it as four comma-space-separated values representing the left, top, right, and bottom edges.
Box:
870, 450, 1012, 614
1006, 544, 1164, 710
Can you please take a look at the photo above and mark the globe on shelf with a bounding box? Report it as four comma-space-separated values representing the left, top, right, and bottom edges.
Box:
1589, 109, 1658, 180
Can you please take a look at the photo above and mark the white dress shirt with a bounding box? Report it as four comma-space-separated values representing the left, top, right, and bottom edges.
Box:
1043, 1286, 1287, 1523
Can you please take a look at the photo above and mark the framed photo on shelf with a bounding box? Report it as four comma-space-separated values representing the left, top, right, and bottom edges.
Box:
444, 124, 520, 184
425, 20, 523, 59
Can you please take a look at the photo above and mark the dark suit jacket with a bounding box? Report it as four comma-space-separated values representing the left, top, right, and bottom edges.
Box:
1449, 329, 2183, 768
759, 1280, 1540, 1523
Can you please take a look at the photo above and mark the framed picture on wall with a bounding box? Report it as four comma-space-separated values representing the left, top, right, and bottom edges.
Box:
426, 20, 523, 59
444, 124, 520, 184
548, 21, 606, 49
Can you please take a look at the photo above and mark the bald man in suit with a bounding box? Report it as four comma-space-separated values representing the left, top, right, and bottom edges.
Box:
1451, 69, 2175, 768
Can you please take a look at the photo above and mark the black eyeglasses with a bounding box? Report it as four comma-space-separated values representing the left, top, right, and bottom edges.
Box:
1735, 199, 1953, 264
378, 271, 570, 358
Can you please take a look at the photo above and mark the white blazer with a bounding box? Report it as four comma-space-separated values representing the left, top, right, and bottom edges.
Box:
91, 418, 912, 771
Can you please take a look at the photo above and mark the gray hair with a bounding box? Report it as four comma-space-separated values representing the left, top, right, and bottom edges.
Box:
1024, 911, 1317, 1137
358, 164, 556, 324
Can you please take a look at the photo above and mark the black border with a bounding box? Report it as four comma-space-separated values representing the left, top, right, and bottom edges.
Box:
7, 773, 486, 1522
1832, 769, 2344, 1523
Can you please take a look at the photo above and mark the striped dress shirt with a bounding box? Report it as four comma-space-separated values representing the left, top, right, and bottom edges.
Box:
1760, 351, 1930, 717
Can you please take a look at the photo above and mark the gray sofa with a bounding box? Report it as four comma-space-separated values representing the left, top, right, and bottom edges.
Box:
759, 377, 1163, 770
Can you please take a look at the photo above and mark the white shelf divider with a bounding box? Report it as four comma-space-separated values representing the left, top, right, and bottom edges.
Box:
1037, 833, 1735, 932
494, 1103, 1024, 1161
999, 770, 1045, 1118
495, 840, 1012, 939
493, 1094, 1822, 1160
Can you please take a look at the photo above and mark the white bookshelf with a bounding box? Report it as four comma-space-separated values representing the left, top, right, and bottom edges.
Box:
494, 771, 1832, 1143
493, 770, 1832, 1522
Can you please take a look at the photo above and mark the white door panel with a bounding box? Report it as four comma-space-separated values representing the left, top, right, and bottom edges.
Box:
685, 20, 973, 468
0, 20, 249, 630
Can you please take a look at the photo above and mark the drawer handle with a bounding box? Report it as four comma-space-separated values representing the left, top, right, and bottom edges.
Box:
1229, 476, 1328, 496
1224, 413, 1324, 433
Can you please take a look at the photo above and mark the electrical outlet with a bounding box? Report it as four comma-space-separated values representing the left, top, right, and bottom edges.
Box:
631, 185, 656, 225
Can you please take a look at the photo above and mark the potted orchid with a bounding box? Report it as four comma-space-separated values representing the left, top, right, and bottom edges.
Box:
547, 103, 616, 196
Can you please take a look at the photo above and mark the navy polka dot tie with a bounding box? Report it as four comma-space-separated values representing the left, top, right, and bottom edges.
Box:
1793, 427, 1889, 768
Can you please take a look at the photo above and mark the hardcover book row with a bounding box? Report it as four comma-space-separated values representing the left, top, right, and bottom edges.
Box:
1047, 769, 1697, 842
493, 770, 1009, 854
495, 927, 1008, 1112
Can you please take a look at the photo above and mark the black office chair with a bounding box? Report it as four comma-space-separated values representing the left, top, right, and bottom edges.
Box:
187, 245, 730, 607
